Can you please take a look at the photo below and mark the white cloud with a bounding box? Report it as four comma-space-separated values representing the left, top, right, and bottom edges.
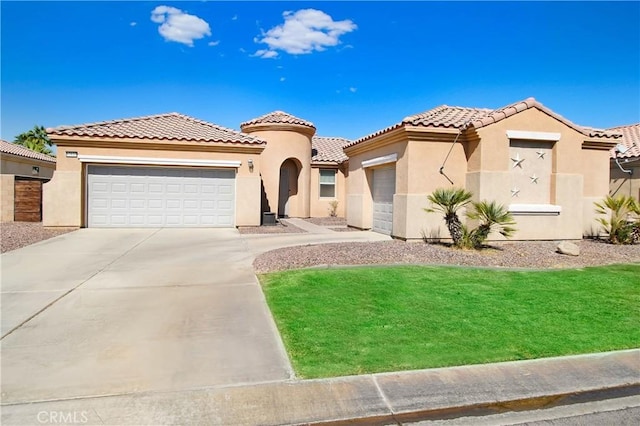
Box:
280, 77, 286, 82
208, 40, 220, 46
253, 49, 278, 59
151, 5, 211, 47
130, 21, 137, 27
349, 87, 357, 93
254, 9, 356, 57
232, 15, 238, 21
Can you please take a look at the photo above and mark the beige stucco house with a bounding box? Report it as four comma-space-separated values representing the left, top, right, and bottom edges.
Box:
43, 97, 620, 241
609, 123, 639, 201
344, 98, 619, 240
43, 111, 348, 228
1, 140, 56, 222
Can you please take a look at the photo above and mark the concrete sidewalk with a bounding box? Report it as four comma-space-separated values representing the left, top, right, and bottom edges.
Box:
2, 349, 638, 425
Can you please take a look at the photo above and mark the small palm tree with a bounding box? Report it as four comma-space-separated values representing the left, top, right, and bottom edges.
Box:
595, 195, 640, 244
14, 125, 53, 155
467, 201, 517, 248
424, 188, 473, 247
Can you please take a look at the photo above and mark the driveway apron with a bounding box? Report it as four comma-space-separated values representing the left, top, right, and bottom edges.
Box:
1, 228, 292, 404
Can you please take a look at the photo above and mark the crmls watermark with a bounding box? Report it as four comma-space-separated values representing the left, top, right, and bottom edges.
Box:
37, 411, 89, 424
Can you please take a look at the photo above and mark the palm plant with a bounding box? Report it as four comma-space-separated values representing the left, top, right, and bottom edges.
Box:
594, 195, 640, 244
424, 188, 473, 247
14, 125, 53, 155
466, 201, 517, 248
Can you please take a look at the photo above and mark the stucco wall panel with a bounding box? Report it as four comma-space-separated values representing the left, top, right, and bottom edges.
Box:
1, 175, 15, 222
406, 140, 467, 192
235, 175, 262, 226
346, 194, 369, 229
582, 149, 610, 197
1, 156, 55, 179
43, 171, 82, 227
610, 162, 640, 201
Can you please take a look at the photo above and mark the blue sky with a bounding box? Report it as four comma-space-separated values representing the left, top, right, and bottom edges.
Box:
2, 1, 639, 143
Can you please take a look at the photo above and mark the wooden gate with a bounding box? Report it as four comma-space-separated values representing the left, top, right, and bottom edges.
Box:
14, 179, 43, 222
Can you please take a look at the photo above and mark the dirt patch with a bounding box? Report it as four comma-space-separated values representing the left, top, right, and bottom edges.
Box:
254, 239, 640, 273
1, 222, 77, 253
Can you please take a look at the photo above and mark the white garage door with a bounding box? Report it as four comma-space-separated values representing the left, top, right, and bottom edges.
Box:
87, 165, 235, 228
372, 166, 395, 235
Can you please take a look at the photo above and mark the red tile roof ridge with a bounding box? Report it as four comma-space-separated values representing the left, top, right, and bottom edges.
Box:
0, 139, 56, 163
47, 112, 265, 145
240, 110, 316, 129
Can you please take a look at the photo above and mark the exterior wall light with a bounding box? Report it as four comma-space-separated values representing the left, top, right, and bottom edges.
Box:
65, 151, 78, 158
248, 159, 254, 172
32, 166, 40, 175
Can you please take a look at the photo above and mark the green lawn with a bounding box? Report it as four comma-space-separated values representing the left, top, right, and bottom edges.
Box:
260, 264, 640, 379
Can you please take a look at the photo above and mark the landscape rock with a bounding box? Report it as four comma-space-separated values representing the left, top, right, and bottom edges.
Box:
556, 241, 580, 256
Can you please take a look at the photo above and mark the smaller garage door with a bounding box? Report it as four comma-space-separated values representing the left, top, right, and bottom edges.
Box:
372, 166, 395, 235
87, 166, 235, 228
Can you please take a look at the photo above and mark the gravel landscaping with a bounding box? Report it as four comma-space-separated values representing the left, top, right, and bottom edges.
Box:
304, 217, 348, 227
254, 239, 640, 273
1, 222, 77, 253
237, 221, 305, 234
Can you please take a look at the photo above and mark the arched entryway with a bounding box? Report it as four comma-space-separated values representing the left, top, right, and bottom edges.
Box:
278, 158, 301, 217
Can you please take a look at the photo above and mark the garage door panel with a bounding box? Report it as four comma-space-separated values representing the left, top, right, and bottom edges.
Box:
88, 166, 235, 228
372, 166, 395, 235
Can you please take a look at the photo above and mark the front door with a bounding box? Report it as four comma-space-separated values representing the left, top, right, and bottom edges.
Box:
278, 167, 290, 217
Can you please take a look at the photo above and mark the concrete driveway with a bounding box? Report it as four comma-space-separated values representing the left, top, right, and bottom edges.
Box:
1, 228, 293, 404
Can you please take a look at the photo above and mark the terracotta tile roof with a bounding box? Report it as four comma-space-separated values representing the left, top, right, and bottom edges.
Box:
312, 136, 350, 163
348, 106, 493, 146
0, 139, 56, 163
348, 97, 621, 148
240, 111, 316, 130
469, 97, 620, 139
47, 113, 265, 145
608, 123, 640, 159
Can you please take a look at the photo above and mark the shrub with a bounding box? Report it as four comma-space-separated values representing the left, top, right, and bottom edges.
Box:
425, 188, 516, 249
594, 195, 640, 245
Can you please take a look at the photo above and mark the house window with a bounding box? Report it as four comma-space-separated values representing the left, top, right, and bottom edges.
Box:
319, 169, 336, 198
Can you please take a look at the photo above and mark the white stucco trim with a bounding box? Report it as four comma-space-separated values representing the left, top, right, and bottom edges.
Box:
77, 155, 241, 168
506, 130, 561, 141
362, 153, 398, 168
509, 204, 562, 215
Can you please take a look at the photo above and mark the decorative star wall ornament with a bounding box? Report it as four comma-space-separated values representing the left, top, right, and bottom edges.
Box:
511, 187, 520, 197
530, 174, 539, 184
536, 150, 546, 159
511, 153, 525, 168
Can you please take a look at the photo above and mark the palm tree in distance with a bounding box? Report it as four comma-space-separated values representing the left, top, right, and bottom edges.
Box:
14, 125, 53, 155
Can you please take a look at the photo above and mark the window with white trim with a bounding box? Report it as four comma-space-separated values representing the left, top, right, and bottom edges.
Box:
319, 169, 336, 198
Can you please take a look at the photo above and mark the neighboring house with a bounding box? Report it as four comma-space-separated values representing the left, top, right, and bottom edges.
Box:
43, 112, 348, 228
608, 123, 639, 201
344, 98, 619, 240
43, 97, 619, 241
1, 139, 56, 222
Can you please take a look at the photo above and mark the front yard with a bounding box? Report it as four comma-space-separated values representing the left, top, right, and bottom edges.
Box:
260, 264, 640, 379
